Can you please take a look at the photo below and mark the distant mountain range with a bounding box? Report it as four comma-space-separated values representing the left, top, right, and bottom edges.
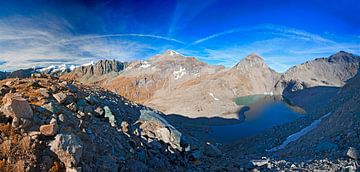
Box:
1, 50, 358, 118
58, 50, 360, 118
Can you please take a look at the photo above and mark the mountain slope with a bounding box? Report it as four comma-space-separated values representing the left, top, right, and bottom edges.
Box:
0, 76, 202, 171
275, 51, 360, 94
275, 51, 360, 112
274, 71, 360, 160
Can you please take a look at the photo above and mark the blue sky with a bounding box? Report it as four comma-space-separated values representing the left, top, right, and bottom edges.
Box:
0, 0, 359, 72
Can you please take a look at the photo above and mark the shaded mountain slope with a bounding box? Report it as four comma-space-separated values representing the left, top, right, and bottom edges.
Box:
275, 71, 360, 160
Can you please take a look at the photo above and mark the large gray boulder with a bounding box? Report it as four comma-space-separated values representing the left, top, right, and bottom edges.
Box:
50, 134, 83, 168
1, 93, 33, 119
137, 110, 182, 151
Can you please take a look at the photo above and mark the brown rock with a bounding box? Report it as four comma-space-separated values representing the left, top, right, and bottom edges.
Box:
2, 93, 33, 119
39, 118, 58, 136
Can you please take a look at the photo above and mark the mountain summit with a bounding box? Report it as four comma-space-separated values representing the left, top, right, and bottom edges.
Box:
233, 53, 271, 72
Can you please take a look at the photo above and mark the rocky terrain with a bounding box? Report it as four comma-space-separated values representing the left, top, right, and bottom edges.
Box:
0, 75, 222, 171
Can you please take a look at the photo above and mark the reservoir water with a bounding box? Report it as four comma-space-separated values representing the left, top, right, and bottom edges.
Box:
211, 95, 305, 142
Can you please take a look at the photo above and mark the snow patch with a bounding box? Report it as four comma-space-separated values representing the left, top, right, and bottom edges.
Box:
82, 61, 95, 66
38, 64, 78, 73
267, 112, 332, 152
209, 93, 220, 101
173, 67, 186, 80
140, 61, 151, 68
167, 50, 181, 56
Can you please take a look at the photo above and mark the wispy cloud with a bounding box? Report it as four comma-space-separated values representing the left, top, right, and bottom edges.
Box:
167, 0, 216, 37
0, 16, 184, 71
191, 24, 336, 46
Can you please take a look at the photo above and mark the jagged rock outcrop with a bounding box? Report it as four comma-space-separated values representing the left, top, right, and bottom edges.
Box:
61, 60, 127, 84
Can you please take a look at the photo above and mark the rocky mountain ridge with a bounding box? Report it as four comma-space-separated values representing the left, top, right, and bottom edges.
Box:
61, 50, 360, 118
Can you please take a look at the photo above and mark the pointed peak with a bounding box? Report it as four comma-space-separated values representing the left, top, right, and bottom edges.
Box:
163, 49, 183, 57
233, 53, 267, 70
333, 50, 352, 56
328, 51, 358, 63
244, 53, 264, 61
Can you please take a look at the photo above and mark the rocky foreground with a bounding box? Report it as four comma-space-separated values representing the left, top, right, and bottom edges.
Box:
0, 75, 217, 171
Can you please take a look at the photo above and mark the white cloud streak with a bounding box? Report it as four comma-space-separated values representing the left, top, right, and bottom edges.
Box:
191, 24, 336, 45
0, 16, 184, 71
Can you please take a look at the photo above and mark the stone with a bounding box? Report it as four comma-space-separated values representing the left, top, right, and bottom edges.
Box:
2, 93, 33, 119
94, 107, 104, 116
250, 157, 270, 167
42, 102, 59, 114
39, 118, 59, 136
38, 88, 50, 98
104, 106, 116, 127
346, 147, 358, 160
58, 114, 65, 122
120, 121, 129, 133
204, 142, 222, 157
50, 134, 83, 168
53, 92, 67, 104
85, 94, 99, 105
66, 103, 78, 112
137, 109, 182, 151
53, 92, 73, 105
0, 85, 11, 96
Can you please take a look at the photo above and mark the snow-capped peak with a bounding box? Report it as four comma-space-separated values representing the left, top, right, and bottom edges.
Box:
164, 50, 182, 57
82, 61, 95, 67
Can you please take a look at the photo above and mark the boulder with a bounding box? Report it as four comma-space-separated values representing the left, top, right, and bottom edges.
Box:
137, 110, 182, 151
250, 157, 270, 167
120, 121, 129, 133
2, 93, 33, 119
50, 134, 83, 168
94, 107, 104, 116
40, 118, 59, 136
0, 85, 11, 96
53, 92, 73, 105
346, 147, 358, 160
204, 142, 222, 157
104, 106, 116, 127
38, 88, 50, 98
85, 94, 99, 105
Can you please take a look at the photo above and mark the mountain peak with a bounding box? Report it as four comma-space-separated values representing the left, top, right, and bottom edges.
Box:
244, 53, 264, 62
163, 49, 182, 57
328, 51, 358, 63
234, 53, 267, 69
